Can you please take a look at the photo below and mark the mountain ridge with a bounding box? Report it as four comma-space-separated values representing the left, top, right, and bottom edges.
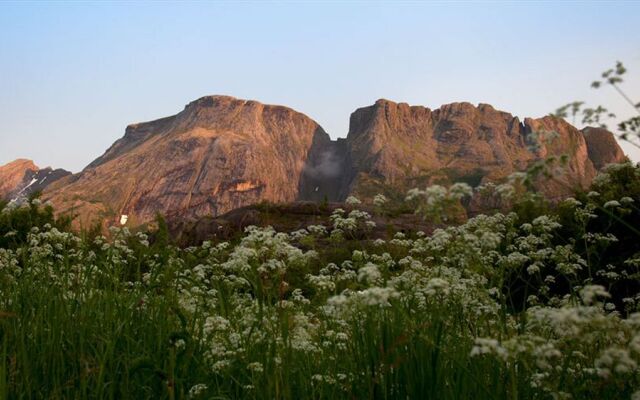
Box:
0, 159, 71, 202
1, 95, 627, 227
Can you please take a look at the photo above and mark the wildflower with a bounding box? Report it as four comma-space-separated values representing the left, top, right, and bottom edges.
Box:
405, 188, 424, 201
563, 197, 582, 207
425, 278, 450, 296
345, 196, 361, 206
174, 339, 186, 350
532, 215, 561, 232
527, 263, 541, 275
449, 182, 473, 199
595, 347, 637, 377
247, 362, 264, 373
355, 287, 398, 307
373, 238, 386, 247
580, 285, 610, 305
470, 338, 508, 361
307, 224, 327, 236
593, 172, 611, 186
188, 384, 208, 398
587, 191, 600, 198
373, 193, 388, 207
496, 183, 515, 199
620, 196, 635, 205
212, 360, 230, 372
603, 200, 621, 209
357, 263, 381, 284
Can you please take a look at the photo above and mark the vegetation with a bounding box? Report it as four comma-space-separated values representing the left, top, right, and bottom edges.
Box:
555, 61, 640, 149
1, 161, 640, 399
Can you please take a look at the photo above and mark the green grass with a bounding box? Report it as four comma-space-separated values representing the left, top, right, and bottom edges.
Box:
1, 162, 640, 399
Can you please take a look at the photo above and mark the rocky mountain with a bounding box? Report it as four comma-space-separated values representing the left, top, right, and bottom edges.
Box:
43, 96, 333, 227
582, 127, 627, 169
0, 159, 70, 202
342, 100, 616, 201
37, 95, 625, 227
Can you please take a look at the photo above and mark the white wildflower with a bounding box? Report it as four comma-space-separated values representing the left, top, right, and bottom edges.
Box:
345, 196, 361, 206
470, 338, 508, 361
620, 196, 634, 205
188, 384, 208, 398
580, 285, 610, 305
604, 200, 621, 209
373, 194, 388, 207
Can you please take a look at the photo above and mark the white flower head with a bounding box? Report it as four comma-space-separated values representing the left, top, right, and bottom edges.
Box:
345, 196, 362, 206
604, 200, 621, 209
580, 285, 610, 305
373, 193, 388, 207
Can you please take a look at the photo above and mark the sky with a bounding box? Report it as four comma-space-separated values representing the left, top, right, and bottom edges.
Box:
1, 1, 639, 172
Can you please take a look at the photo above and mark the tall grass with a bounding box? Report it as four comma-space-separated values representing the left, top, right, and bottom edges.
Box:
1, 162, 640, 399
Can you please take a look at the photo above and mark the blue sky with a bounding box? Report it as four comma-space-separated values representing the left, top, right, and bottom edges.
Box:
1, 1, 639, 172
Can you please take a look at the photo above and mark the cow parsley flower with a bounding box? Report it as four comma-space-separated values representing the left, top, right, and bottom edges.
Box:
373, 193, 388, 207
470, 338, 508, 361
188, 384, 208, 398
358, 262, 382, 284
581, 285, 610, 305
604, 200, 621, 209
345, 196, 361, 205
620, 196, 635, 205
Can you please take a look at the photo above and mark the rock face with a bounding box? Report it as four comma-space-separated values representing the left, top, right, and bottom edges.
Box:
343, 100, 608, 200
581, 127, 627, 169
43, 96, 332, 227
40, 96, 626, 227
0, 159, 70, 201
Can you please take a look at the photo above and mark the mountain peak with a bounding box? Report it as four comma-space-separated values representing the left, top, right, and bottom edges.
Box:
1, 158, 38, 170
0, 159, 70, 201
31, 96, 626, 228
43, 96, 331, 226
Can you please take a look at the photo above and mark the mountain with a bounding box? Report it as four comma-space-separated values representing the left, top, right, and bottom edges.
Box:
39, 95, 625, 227
582, 127, 627, 169
0, 159, 71, 202
43, 96, 333, 227
342, 100, 613, 201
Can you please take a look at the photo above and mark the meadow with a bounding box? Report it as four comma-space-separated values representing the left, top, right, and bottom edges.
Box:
1, 162, 640, 399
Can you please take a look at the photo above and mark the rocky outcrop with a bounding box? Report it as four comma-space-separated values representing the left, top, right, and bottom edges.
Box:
43, 96, 332, 227
39, 96, 626, 228
0, 159, 70, 201
582, 127, 627, 169
343, 100, 609, 200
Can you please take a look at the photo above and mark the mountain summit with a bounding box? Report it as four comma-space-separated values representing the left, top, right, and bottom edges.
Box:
342, 100, 614, 200
4, 95, 623, 227
0, 159, 70, 202
42, 96, 333, 226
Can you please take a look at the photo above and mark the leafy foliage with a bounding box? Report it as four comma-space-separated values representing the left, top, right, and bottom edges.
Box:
555, 61, 640, 149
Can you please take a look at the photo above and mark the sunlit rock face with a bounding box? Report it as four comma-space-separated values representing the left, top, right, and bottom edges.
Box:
40, 96, 625, 227
43, 96, 333, 227
581, 127, 627, 169
0, 159, 70, 201
343, 99, 610, 200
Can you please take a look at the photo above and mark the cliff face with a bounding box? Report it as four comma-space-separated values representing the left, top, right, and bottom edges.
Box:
343, 100, 605, 199
39, 96, 626, 227
581, 127, 627, 169
43, 96, 332, 226
0, 159, 70, 201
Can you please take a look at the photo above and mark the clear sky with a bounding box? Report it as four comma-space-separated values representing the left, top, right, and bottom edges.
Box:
1, 1, 639, 172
